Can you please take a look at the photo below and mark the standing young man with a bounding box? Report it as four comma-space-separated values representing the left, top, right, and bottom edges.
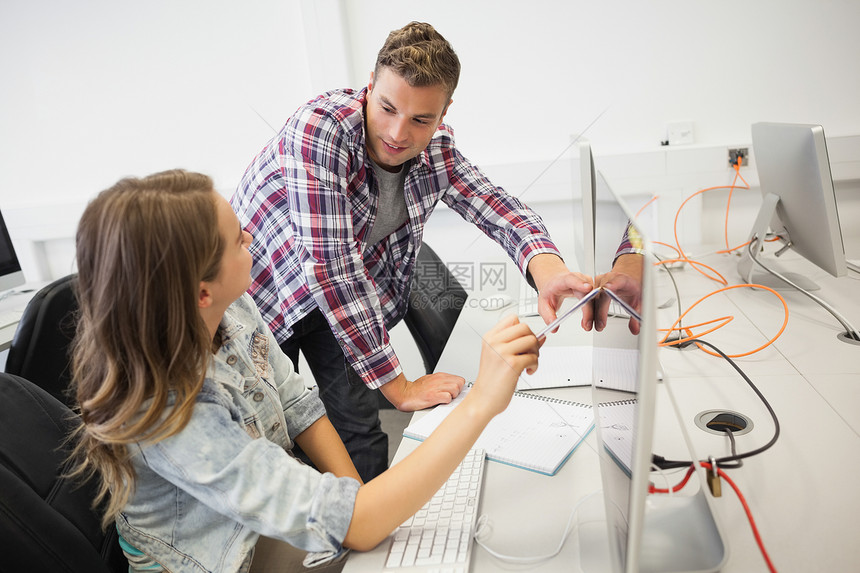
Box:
232, 22, 606, 481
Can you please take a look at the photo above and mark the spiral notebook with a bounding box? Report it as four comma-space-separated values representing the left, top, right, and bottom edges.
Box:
403, 385, 594, 476
516, 345, 592, 390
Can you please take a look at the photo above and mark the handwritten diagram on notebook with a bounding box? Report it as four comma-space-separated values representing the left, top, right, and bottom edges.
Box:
517, 346, 592, 390
597, 399, 636, 476
403, 385, 594, 476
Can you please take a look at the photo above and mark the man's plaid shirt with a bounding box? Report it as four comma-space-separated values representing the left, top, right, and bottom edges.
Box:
231, 88, 562, 388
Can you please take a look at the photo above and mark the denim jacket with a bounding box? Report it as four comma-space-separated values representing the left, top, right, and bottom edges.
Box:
116, 294, 360, 572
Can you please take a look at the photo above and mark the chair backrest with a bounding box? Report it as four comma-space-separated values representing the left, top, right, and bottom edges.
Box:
403, 244, 468, 375
0, 373, 126, 572
5, 274, 79, 408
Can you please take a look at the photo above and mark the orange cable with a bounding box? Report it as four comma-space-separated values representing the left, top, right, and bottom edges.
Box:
654, 257, 728, 285
717, 235, 781, 255
672, 184, 747, 282
653, 240, 681, 259
657, 171, 792, 357
634, 194, 659, 220
672, 165, 751, 279
724, 158, 753, 249
658, 284, 789, 358
659, 316, 734, 345
725, 166, 738, 248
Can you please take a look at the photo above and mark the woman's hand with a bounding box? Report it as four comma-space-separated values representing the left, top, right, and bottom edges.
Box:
470, 315, 542, 418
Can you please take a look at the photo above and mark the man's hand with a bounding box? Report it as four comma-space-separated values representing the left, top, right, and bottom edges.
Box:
379, 372, 466, 412
526, 253, 594, 334
587, 253, 644, 333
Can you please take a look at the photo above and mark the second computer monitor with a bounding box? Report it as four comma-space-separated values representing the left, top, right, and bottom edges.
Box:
739, 122, 847, 285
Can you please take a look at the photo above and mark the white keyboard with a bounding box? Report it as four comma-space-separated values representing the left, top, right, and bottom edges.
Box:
608, 299, 630, 319
384, 448, 485, 572
0, 310, 23, 330
517, 278, 539, 317
848, 259, 860, 273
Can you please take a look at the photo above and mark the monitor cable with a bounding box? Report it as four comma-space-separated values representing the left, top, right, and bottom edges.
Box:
472, 489, 602, 567
653, 252, 697, 348
648, 339, 780, 572
651, 337, 781, 471
747, 240, 860, 342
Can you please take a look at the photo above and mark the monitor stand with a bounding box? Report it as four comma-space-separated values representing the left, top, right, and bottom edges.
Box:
575, 483, 726, 573
737, 193, 820, 291
739, 194, 860, 345
638, 490, 727, 573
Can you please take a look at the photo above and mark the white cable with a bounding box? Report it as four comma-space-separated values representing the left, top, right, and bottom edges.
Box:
650, 463, 674, 497
473, 489, 602, 566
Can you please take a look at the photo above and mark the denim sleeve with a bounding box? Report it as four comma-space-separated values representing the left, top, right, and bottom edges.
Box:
140, 397, 359, 554
253, 305, 327, 438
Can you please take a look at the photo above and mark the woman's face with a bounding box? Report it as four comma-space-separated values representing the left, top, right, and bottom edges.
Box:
210, 192, 253, 305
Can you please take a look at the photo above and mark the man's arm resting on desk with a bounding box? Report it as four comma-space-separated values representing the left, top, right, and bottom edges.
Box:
378, 371, 466, 412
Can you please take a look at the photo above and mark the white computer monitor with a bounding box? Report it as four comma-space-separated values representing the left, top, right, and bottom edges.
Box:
579, 140, 597, 279
738, 122, 859, 343
739, 122, 846, 286
585, 174, 727, 573
0, 209, 25, 293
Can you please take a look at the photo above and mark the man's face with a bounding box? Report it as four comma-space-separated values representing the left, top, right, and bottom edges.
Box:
365, 67, 452, 173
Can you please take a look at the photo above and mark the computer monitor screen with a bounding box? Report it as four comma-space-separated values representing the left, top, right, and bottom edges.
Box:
580, 141, 657, 279
589, 174, 726, 573
0, 209, 25, 293
738, 122, 860, 342
579, 141, 596, 279
739, 122, 847, 286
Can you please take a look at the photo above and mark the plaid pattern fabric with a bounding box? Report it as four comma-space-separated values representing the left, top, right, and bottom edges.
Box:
231, 88, 560, 388
614, 222, 645, 259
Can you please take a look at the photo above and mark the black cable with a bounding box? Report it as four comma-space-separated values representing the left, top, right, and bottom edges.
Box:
718, 428, 744, 469
653, 253, 693, 348
654, 253, 684, 327
651, 337, 780, 470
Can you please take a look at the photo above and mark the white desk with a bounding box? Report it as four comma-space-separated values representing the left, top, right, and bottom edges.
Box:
346, 246, 860, 572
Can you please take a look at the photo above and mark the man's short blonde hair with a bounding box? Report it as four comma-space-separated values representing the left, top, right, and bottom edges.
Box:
374, 21, 460, 100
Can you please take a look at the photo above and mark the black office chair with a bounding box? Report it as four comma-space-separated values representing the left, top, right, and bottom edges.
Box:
403, 244, 468, 375
0, 372, 126, 572
370, 243, 470, 412
378, 244, 466, 410
5, 274, 79, 408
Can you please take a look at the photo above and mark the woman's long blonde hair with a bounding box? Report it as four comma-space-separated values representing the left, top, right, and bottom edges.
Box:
70, 170, 224, 527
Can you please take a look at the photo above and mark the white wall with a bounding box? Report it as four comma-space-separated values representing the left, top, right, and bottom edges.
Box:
4, 0, 859, 278
2, 0, 859, 377
341, 0, 860, 164
0, 0, 320, 278
0, 1, 318, 205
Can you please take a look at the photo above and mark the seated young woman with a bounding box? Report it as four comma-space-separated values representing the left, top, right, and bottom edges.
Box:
69, 169, 541, 572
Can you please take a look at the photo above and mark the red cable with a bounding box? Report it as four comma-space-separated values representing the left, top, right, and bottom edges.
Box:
648, 464, 695, 494
702, 462, 778, 573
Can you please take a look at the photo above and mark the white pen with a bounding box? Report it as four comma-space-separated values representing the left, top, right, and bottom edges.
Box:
535, 288, 601, 340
